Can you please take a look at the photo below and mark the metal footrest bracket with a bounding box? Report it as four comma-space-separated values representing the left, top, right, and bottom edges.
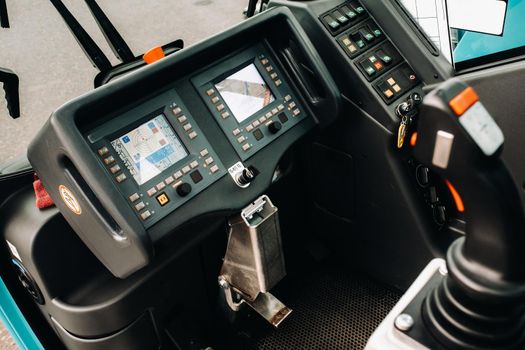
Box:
219, 195, 291, 327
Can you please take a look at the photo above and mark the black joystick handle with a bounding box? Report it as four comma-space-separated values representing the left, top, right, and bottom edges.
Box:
412, 79, 525, 349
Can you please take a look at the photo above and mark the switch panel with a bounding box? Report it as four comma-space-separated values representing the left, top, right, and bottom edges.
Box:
356, 42, 402, 81
337, 19, 385, 59
373, 64, 420, 104
320, 1, 368, 36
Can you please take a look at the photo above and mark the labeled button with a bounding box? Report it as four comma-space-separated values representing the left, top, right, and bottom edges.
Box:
189, 131, 198, 139
288, 101, 296, 109
387, 78, 396, 86
109, 164, 121, 174
205, 157, 214, 165
377, 50, 392, 64
174, 171, 183, 179
284, 95, 292, 102
216, 104, 225, 112
141, 210, 151, 221
190, 170, 203, 184
242, 143, 251, 151
116, 173, 127, 183
147, 188, 157, 196
200, 149, 209, 157
383, 89, 394, 99
272, 108, 279, 115
233, 128, 241, 136
190, 160, 199, 169
129, 193, 140, 202
275, 79, 282, 86
211, 96, 220, 104
293, 109, 301, 117
270, 72, 278, 79
253, 120, 260, 127
172, 107, 182, 115
103, 156, 115, 165
332, 10, 348, 24
393, 84, 402, 93
178, 115, 187, 123
324, 15, 340, 31
182, 165, 191, 174
278, 104, 285, 111
261, 58, 269, 65
210, 164, 219, 173
165, 176, 175, 185
183, 123, 192, 131
246, 124, 254, 132
341, 6, 357, 19
156, 193, 170, 206
237, 136, 246, 143
265, 112, 273, 118
156, 182, 166, 191
98, 147, 109, 156
253, 129, 264, 141
221, 112, 230, 119
259, 116, 267, 123
360, 28, 375, 42
265, 65, 274, 72
206, 89, 215, 96
135, 201, 145, 211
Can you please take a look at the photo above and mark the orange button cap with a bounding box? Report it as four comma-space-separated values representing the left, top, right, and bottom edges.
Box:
449, 86, 479, 116
410, 132, 418, 147
143, 46, 165, 64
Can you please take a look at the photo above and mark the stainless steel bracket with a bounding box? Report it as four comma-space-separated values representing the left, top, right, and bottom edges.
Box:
219, 195, 292, 327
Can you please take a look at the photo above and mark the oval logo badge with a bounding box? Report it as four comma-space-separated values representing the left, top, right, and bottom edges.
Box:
59, 185, 82, 215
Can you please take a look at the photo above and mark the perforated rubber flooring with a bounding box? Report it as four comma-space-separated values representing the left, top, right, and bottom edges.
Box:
238, 267, 402, 350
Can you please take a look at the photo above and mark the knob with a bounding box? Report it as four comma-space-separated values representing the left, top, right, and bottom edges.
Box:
237, 166, 259, 186
267, 121, 282, 134
176, 183, 192, 197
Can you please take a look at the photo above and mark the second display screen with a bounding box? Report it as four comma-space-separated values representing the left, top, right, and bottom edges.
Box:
215, 63, 275, 123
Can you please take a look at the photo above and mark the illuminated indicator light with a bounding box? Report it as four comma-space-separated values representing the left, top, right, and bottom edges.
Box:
143, 46, 165, 64
449, 86, 479, 116
343, 38, 352, 46
373, 62, 384, 70
445, 180, 465, 213
387, 78, 396, 86
156, 193, 170, 206
410, 132, 418, 147
383, 89, 394, 98
348, 45, 357, 53
369, 56, 378, 63
393, 84, 402, 93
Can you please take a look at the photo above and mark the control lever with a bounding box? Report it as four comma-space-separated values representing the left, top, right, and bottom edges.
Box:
0, 67, 20, 118
411, 79, 525, 349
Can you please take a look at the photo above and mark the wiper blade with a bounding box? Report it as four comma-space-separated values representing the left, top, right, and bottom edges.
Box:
0, 67, 20, 119
49, 0, 112, 72
84, 0, 135, 63
0, 0, 9, 28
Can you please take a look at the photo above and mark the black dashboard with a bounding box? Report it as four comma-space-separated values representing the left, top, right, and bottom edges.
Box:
28, 8, 340, 278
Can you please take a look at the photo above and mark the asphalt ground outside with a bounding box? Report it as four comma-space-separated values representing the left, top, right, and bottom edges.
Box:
0, 0, 245, 348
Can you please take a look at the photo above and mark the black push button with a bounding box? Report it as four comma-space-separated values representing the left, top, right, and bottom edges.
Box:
340, 6, 357, 20
190, 170, 203, 184
253, 128, 264, 141
359, 28, 375, 42
323, 15, 340, 31
278, 112, 288, 124
332, 10, 348, 24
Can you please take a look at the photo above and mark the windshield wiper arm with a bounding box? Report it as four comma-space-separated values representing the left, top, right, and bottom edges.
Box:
0, 0, 9, 28
0, 67, 20, 119
49, 0, 112, 72
84, 0, 135, 63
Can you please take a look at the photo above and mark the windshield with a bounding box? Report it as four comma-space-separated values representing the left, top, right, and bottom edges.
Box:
0, 0, 243, 166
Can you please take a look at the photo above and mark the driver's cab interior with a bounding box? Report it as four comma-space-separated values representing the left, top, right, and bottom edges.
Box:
1, 0, 525, 349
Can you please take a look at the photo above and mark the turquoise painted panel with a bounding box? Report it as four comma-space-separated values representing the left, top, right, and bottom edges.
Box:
0, 277, 44, 350
454, 0, 525, 62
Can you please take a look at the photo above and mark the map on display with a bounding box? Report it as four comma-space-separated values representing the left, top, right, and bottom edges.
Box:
215, 63, 275, 123
111, 114, 188, 185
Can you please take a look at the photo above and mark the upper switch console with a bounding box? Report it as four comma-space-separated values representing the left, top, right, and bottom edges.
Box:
193, 43, 306, 160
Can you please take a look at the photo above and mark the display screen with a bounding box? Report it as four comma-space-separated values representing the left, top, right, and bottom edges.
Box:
215, 63, 275, 123
111, 114, 188, 185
